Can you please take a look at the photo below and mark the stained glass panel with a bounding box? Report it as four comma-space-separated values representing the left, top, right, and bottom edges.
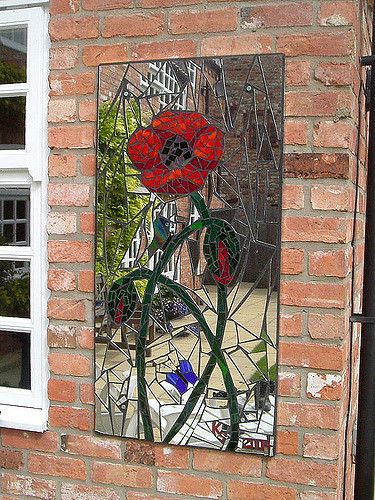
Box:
95, 54, 284, 455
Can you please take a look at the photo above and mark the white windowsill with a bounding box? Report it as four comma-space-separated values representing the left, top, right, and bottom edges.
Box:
0, 0, 49, 8
0, 405, 48, 432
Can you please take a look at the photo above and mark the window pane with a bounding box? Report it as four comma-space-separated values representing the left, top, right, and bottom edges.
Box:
0, 260, 30, 318
0, 96, 26, 149
0, 27, 27, 84
0, 331, 30, 389
0, 188, 30, 245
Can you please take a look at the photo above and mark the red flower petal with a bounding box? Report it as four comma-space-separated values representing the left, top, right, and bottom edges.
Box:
152, 111, 208, 141
194, 126, 224, 169
141, 164, 207, 194
127, 128, 162, 171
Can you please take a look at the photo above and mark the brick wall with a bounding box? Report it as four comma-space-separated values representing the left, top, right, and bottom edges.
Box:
0, 0, 372, 499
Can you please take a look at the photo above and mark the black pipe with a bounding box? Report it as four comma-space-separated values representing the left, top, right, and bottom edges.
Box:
354, 9, 375, 500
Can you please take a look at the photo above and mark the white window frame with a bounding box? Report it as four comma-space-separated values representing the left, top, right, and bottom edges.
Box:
0, 4, 49, 432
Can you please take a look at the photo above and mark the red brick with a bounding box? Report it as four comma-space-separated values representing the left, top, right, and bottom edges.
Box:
79, 99, 96, 122
193, 448, 262, 476
154, 445, 189, 469
0, 450, 23, 470
83, 44, 128, 66
50, 0, 79, 14
49, 99, 76, 123
48, 379, 77, 402
278, 371, 301, 397
49, 72, 96, 96
49, 155, 77, 177
92, 461, 153, 488
62, 434, 121, 459
266, 457, 337, 488
49, 406, 91, 431
28, 453, 86, 480
282, 184, 304, 210
61, 483, 120, 500
124, 440, 155, 465
157, 470, 223, 498
81, 154, 96, 176
201, 34, 272, 57
2, 430, 58, 453
241, 3, 312, 28
282, 216, 352, 243
315, 62, 353, 86
48, 269, 75, 291
279, 342, 344, 370
1, 474, 56, 500
47, 213, 77, 235
311, 185, 354, 212
77, 327, 94, 349
131, 39, 197, 60
80, 211, 95, 234
279, 313, 302, 337
281, 280, 347, 309
49, 17, 99, 41
49, 352, 91, 376
128, 494, 181, 500
48, 325, 77, 348
48, 241, 92, 263
277, 402, 340, 430
80, 383, 95, 404
50, 47, 79, 70
82, 0, 133, 9
169, 9, 237, 35
313, 121, 355, 149
276, 32, 353, 56
300, 492, 336, 500
281, 248, 304, 275
49, 125, 94, 149
48, 298, 86, 321
308, 249, 350, 278
286, 60, 311, 86
319, 1, 356, 26
284, 153, 350, 179
308, 313, 345, 340
277, 430, 299, 456
285, 91, 352, 117
303, 433, 338, 460
284, 121, 308, 145
49, 183, 90, 206
227, 481, 297, 500
306, 372, 343, 401
78, 269, 94, 292
103, 14, 164, 37
140, 0, 197, 7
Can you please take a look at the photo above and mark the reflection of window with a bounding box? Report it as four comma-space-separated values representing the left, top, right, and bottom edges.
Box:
141, 62, 196, 111
0, 3, 48, 432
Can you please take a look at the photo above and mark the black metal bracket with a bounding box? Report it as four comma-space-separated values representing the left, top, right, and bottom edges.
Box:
361, 55, 375, 66
350, 314, 375, 324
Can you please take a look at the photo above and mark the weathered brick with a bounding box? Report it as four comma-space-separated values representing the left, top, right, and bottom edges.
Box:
157, 470, 223, 498
49, 406, 91, 431
277, 430, 299, 456
48, 325, 77, 348
50, 47, 79, 70
48, 241, 92, 263
28, 453, 86, 480
78, 269, 95, 292
49, 183, 90, 206
266, 457, 338, 488
80, 383, 95, 404
286, 60, 311, 86
1, 474, 56, 500
154, 445, 189, 469
50, 0, 79, 14
279, 342, 344, 370
82, 0, 133, 9
303, 433, 339, 460
79, 99, 97, 122
140, 0, 197, 7
308, 313, 345, 340
311, 185, 354, 212
227, 481, 297, 500
49, 125, 95, 149
315, 62, 353, 86
124, 440, 155, 466
284, 120, 308, 145
77, 327, 95, 349
61, 483, 121, 500
92, 461, 153, 488
61, 434, 122, 459
276, 32, 353, 56
48, 99, 76, 123
278, 371, 301, 397
241, 3, 312, 28
169, 9, 237, 35
282, 216, 352, 243
284, 153, 350, 179
48, 268, 76, 291
2, 430, 58, 453
80, 212, 95, 234
285, 91, 352, 117
300, 491, 336, 500
306, 373, 342, 401
49, 154, 77, 177
201, 34, 272, 57
193, 448, 262, 476
49, 352, 91, 376
81, 154, 96, 176
83, 44, 128, 66
0, 450, 23, 470
281, 248, 304, 275
308, 249, 350, 278
279, 313, 302, 337
47, 298, 86, 321
103, 14, 164, 37
282, 184, 304, 210
131, 39, 197, 60
281, 281, 347, 309
277, 402, 340, 430
48, 379, 77, 403
47, 213, 77, 235
319, 1, 356, 26
49, 72, 96, 96
313, 121, 355, 149
49, 17, 99, 41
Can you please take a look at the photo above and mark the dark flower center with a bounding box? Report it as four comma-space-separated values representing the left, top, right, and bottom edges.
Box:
160, 135, 193, 170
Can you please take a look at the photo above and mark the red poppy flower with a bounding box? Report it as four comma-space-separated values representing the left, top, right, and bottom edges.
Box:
127, 110, 224, 195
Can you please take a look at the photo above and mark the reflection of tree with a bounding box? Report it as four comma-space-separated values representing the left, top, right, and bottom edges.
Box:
0, 61, 26, 147
96, 100, 150, 287
0, 258, 29, 318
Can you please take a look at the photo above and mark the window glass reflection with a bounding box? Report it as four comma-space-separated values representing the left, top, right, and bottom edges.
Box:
0, 260, 30, 318
0, 188, 30, 245
0, 96, 26, 149
0, 330, 30, 389
0, 27, 27, 84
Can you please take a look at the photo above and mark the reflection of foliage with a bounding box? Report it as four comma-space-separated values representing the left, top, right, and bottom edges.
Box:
0, 260, 29, 318
96, 100, 150, 285
0, 61, 26, 116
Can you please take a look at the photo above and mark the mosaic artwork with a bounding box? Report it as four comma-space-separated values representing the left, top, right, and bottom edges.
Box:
95, 55, 284, 455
